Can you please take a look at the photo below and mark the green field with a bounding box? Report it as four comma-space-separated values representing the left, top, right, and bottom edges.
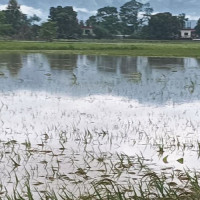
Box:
0, 40, 200, 57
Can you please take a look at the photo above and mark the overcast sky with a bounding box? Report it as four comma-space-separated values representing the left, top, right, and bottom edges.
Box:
0, 0, 199, 21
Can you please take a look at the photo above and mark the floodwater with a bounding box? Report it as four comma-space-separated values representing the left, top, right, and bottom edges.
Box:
0, 53, 200, 197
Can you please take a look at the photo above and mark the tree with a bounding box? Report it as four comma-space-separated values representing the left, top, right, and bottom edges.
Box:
140, 3, 153, 24
96, 6, 120, 35
86, 6, 120, 38
119, 0, 153, 34
49, 6, 81, 38
146, 12, 187, 39
4, 0, 35, 39
79, 20, 84, 27
0, 0, 41, 39
93, 25, 112, 39
0, 11, 12, 36
30, 24, 41, 40
177, 13, 188, 29
86, 16, 97, 26
39, 21, 57, 41
5, 0, 26, 31
29, 14, 41, 25
195, 18, 200, 37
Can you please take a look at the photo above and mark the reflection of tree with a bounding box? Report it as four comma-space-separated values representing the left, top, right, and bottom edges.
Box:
46, 54, 77, 71
148, 57, 184, 69
84, 55, 96, 63
195, 58, 200, 67
118, 57, 137, 74
96, 56, 117, 73
93, 56, 137, 74
0, 53, 22, 76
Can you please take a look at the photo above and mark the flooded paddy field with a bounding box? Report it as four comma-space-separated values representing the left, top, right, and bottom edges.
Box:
0, 53, 200, 199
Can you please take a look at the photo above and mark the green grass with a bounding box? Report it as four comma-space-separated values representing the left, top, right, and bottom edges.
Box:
0, 40, 200, 57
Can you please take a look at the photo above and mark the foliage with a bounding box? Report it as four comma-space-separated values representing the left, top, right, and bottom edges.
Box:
96, 6, 120, 35
39, 21, 57, 41
93, 25, 112, 39
119, 0, 153, 35
49, 6, 81, 39
0, 0, 197, 40
177, 13, 188, 29
0, 11, 12, 36
86, 16, 97, 26
5, 0, 28, 35
28, 14, 41, 25
195, 18, 200, 36
86, 6, 120, 38
119, 0, 144, 34
145, 12, 188, 39
0, 0, 41, 39
30, 25, 41, 40
87, 0, 153, 38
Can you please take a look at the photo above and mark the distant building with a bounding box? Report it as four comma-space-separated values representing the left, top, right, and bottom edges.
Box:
81, 26, 95, 36
180, 29, 196, 39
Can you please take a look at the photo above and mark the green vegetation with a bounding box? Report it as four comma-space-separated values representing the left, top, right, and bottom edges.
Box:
144, 13, 187, 39
49, 6, 81, 39
0, 40, 200, 57
87, 0, 153, 38
0, 0, 40, 40
0, 0, 81, 40
39, 21, 57, 41
0, 0, 199, 40
195, 19, 200, 36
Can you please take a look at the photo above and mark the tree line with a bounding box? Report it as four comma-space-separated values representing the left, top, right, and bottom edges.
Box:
0, 0, 200, 40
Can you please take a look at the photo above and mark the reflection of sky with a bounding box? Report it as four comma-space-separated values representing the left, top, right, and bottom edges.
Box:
0, 53, 200, 104
1, 91, 200, 170
0, 53, 200, 180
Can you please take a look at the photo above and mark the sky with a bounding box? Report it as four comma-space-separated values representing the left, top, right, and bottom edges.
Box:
0, 0, 199, 22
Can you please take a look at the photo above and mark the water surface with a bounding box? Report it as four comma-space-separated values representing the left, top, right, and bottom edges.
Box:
0, 53, 200, 197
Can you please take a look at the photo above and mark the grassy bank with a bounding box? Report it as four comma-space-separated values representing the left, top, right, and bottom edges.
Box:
0, 40, 200, 57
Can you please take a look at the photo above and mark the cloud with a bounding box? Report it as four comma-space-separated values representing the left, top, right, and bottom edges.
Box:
0, 4, 44, 18
0, 4, 96, 21
186, 14, 199, 21
0, 5, 7, 10
74, 7, 97, 15
0, 4, 47, 22
20, 5, 42, 17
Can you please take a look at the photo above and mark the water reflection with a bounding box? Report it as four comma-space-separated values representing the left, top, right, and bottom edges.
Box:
0, 53, 200, 104
0, 53, 22, 76
148, 57, 184, 69
1, 53, 200, 195
46, 54, 77, 71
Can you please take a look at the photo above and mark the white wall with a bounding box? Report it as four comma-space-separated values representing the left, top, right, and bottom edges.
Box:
181, 30, 192, 38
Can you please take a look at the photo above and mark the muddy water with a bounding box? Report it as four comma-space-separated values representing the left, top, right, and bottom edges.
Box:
0, 53, 200, 197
